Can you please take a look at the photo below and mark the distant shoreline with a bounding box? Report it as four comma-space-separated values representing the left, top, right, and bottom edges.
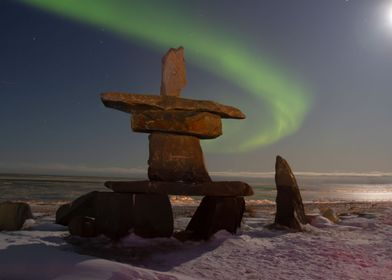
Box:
24, 199, 392, 218
2, 173, 392, 211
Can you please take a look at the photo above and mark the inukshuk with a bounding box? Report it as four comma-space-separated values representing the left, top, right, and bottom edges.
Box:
101, 47, 254, 240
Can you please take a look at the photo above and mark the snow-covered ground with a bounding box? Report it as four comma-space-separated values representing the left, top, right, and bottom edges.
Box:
1, 204, 392, 280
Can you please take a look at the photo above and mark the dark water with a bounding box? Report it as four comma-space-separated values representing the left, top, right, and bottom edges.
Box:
1, 173, 392, 204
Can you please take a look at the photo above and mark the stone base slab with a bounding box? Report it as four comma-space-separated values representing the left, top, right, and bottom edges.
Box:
105, 180, 254, 197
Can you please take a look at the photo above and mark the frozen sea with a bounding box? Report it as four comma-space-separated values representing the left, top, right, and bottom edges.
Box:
1, 172, 392, 205
1, 173, 392, 279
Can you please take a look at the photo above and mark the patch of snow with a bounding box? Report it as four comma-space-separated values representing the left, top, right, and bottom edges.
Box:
309, 215, 335, 228
22, 219, 36, 230
0, 207, 392, 279
339, 217, 377, 229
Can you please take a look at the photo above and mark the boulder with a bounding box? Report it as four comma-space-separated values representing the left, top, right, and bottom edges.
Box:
55, 191, 133, 237
105, 180, 254, 197
185, 197, 245, 240
274, 155, 307, 230
55, 203, 71, 225
59, 192, 173, 239
160, 47, 186, 97
101, 93, 246, 119
148, 133, 211, 183
55, 191, 97, 226
321, 208, 340, 223
68, 216, 97, 238
0, 201, 33, 231
131, 110, 222, 139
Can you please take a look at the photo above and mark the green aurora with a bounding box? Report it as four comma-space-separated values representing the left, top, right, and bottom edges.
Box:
20, 0, 312, 153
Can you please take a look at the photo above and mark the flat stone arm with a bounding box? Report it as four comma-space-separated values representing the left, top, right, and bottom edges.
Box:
101, 92, 246, 119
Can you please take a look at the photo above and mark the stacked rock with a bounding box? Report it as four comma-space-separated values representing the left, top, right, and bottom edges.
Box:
100, 47, 253, 240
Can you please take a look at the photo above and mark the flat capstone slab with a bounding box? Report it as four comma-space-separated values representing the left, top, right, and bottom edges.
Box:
101, 92, 246, 119
105, 180, 254, 197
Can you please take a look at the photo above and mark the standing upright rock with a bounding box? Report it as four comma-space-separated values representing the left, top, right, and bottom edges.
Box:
160, 47, 187, 97
274, 156, 307, 230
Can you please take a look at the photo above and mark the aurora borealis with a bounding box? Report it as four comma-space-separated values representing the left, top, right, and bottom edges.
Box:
19, 0, 311, 153
2, 0, 392, 174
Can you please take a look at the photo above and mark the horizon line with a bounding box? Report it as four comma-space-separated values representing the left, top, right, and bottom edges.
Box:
1, 162, 392, 178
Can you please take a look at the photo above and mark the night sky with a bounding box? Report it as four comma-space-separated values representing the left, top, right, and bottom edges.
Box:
1, 0, 392, 176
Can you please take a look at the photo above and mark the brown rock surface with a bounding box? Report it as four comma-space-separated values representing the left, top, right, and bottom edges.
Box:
0, 202, 33, 231
93, 192, 134, 239
55, 204, 72, 225
131, 110, 222, 139
185, 197, 245, 240
148, 133, 211, 182
101, 93, 245, 119
321, 208, 340, 223
274, 155, 307, 230
160, 47, 186, 97
132, 194, 173, 238
56, 191, 134, 238
59, 192, 173, 239
55, 191, 97, 226
68, 216, 97, 238
105, 180, 254, 197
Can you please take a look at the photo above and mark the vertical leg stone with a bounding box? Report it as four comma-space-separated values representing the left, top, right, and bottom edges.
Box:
186, 196, 245, 240
132, 194, 173, 238
148, 132, 211, 183
94, 192, 134, 239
